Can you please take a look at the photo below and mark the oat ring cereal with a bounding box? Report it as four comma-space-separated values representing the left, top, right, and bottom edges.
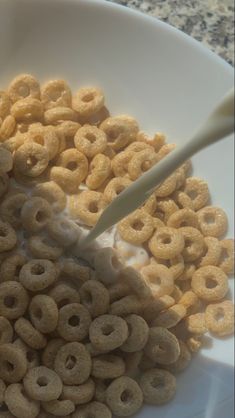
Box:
41, 79, 72, 109
0, 192, 28, 228
5, 383, 40, 418
28, 126, 59, 160
0, 281, 29, 320
120, 266, 152, 300
167, 208, 199, 228
118, 209, 154, 245
0, 316, 13, 344
106, 376, 143, 417
152, 304, 187, 329
14, 142, 49, 177
56, 148, 88, 183
0, 115, 19, 142
103, 176, 132, 203
14, 318, 47, 350
42, 399, 75, 416
72, 401, 112, 418
69, 190, 106, 226
0, 171, 9, 198
152, 254, 185, 279
145, 327, 180, 364
111, 150, 135, 177
94, 247, 124, 286
0, 147, 13, 172
205, 300, 234, 337
91, 354, 125, 379
0, 253, 27, 282
0, 219, 17, 252
11, 98, 43, 122
197, 206, 228, 237
139, 368, 176, 405
19, 259, 58, 292
0, 90, 11, 119
23, 366, 63, 402
74, 125, 107, 158
179, 226, 205, 262
48, 282, 81, 309
141, 264, 174, 298
155, 174, 177, 198
165, 340, 192, 374
47, 217, 79, 247
32, 180, 66, 213
13, 338, 40, 370
29, 295, 59, 334
128, 149, 158, 180
100, 115, 139, 151
80, 280, 110, 317
199, 236, 222, 267
217, 238, 234, 274
44, 106, 77, 125
121, 314, 149, 352
21, 197, 52, 233
72, 87, 105, 118
8, 74, 40, 103
183, 177, 210, 210
89, 314, 129, 351
0, 343, 27, 383
62, 378, 95, 405
86, 153, 111, 190
155, 198, 179, 223
28, 235, 63, 260
149, 226, 185, 259
191, 265, 228, 302
57, 302, 91, 342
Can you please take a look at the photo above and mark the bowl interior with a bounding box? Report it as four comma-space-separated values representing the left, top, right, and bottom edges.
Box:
0, 1, 234, 417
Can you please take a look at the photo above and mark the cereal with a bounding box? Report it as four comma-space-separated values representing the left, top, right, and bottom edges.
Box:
80, 280, 110, 317
100, 115, 139, 151
106, 376, 143, 416
21, 197, 52, 233
89, 314, 128, 351
167, 208, 199, 228
0, 343, 27, 383
0, 253, 27, 282
44, 107, 77, 125
139, 368, 176, 405
72, 87, 105, 118
183, 177, 210, 210
0, 91, 11, 119
57, 303, 91, 342
54, 342, 92, 385
179, 226, 205, 262
28, 127, 59, 160
128, 149, 157, 180
94, 247, 124, 286
197, 206, 228, 237
23, 366, 62, 401
155, 143, 176, 161
32, 181, 66, 213
19, 259, 58, 292
186, 336, 202, 353
0, 171, 9, 198
0, 147, 13, 172
142, 193, 158, 215
8, 74, 40, 103
0, 316, 13, 344
217, 239, 234, 275
179, 291, 200, 315
74, 125, 107, 158
205, 300, 234, 337
155, 174, 177, 198
11, 98, 43, 122
0, 192, 28, 228
121, 314, 149, 352
58, 257, 92, 283
86, 153, 111, 190
141, 264, 174, 298
145, 327, 180, 364
14, 142, 49, 177
13, 339, 40, 370
165, 340, 191, 374
47, 217, 79, 247
152, 304, 187, 329
109, 295, 142, 316
118, 209, 154, 245
142, 295, 175, 323
4, 383, 40, 418
126, 141, 154, 153
191, 266, 228, 302
29, 295, 58, 334
42, 399, 75, 416
41, 338, 65, 370
185, 313, 207, 335
155, 198, 179, 223
0, 220, 17, 252
14, 318, 47, 350
41, 79, 72, 109
69, 190, 106, 226
120, 266, 152, 300
0, 378, 6, 404
149, 227, 185, 259
152, 254, 185, 279
72, 401, 112, 418
108, 281, 131, 303
111, 150, 135, 177
199, 236, 222, 267
91, 354, 125, 379
62, 378, 95, 405
0, 281, 29, 320
48, 282, 80, 308
28, 235, 63, 260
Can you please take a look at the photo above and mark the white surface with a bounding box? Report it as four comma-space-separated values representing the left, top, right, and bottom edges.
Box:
0, 0, 234, 417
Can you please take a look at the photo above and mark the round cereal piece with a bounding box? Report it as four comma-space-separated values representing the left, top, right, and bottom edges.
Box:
32, 181, 66, 213
5, 383, 40, 418
86, 153, 111, 190
85, 342, 110, 357
149, 227, 185, 259
74, 125, 107, 158
179, 226, 205, 262
41, 79, 72, 109
0, 377, 6, 403
41, 338, 65, 370
11, 98, 43, 122
178, 262, 197, 281
59, 257, 92, 283
106, 376, 143, 416
0, 171, 9, 198
205, 300, 234, 337
185, 313, 207, 335
89, 314, 128, 351
8, 74, 40, 103
13, 165, 49, 188
197, 206, 228, 238
217, 239, 234, 275
13, 339, 40, 370
104, 177, 132, 203
28, 126, 59, 160
94, 379, 113, 403
126, 141, 154, 153
14, 318, 47, 350
120, 266, 152, 300
0, 220, 17, 253
48, 282, 80, 309
121, 314, 149, 352
118, 209, 154, 245
109, 295, 142, 316
42, 399, 75, 416
72, 87, 104, 118
57, 303, 91, 342
0, 316, 13, 344
0, 147, 13, 173
152, 304, 187, 329
155, 174, 177, 198
14, 142, 49, 177
167, 208, 199, 228
191, 266, 228, 302
23, 366, 63, 401
139, 368, 176, 405
2, 133, 27, 153
44, 106, 77, 125
0, 91, 11, 119
0, 253, 27, 282
0, 193, 28, 229
80, 280, 110, 317
69, 190, 106, 226
172, 189, 194, 210
128, 149, 157, 180
142, 193, 158, 215
56, 120, 81, 142
19, 259, 58, 291
152, 254, 185, 280
179, 291, 200, 315
94, 247, 124, 286
142, 295, 175, 323
47, 217, 79, 247
111, 150, 135, 177
145, 327, 180, 364
123, 350, 143, 378
108, 281, 131, 303
199, 236, 222, 267
0, 281, 29, 320
0, 114, 18, 141
141, 264, 174, 298
183, 177, 210, 210
72, 401, 111, 418
62, 378, 95, 405
154, 198, 179, 223
171, 285, 183, 303
21, 197, 52, 233
54, 342, 92, 385
28, 235, 63, 260
186, 336, 202, 353
29, 295, 58, 334
100, 115, 139, 151
56, 148, 88, 183
0, 343, 27, 383
165, 340, 191, 374
49, 167, 78, 194
91, 354, 125, 379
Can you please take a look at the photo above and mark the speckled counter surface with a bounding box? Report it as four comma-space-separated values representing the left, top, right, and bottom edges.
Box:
110, 0, 234, 65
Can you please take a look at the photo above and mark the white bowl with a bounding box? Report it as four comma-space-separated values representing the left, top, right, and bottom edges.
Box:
0, 1, 234, 417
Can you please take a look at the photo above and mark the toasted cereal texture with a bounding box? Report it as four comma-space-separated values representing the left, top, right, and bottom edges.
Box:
205, 300, 234, 337
139, 368, 176, 405
23, 366, 63, 401
0, 343, 27, 383
62, 378, 95, 405
5, 383, 40, 418
106, 376, 143, 416
72, 401, 112, 418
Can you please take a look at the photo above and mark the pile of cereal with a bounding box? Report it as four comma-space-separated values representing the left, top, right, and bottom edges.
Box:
0, 74, 234, 418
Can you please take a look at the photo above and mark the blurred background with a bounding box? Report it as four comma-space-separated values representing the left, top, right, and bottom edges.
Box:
110, 0, 234, 65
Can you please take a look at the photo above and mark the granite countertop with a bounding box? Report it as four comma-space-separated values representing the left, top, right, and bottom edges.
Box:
110, 0, 234, 66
